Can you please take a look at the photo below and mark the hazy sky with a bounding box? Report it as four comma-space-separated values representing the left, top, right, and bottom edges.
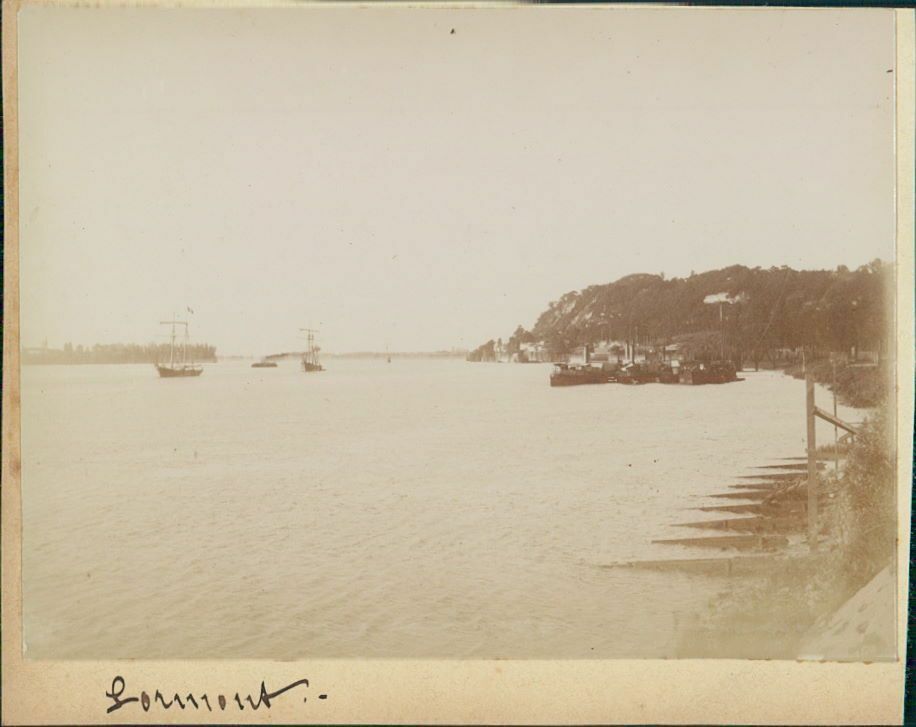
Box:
19, 7, 896, 355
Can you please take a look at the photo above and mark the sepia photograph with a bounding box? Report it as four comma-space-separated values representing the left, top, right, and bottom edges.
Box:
3, 2, 913, 724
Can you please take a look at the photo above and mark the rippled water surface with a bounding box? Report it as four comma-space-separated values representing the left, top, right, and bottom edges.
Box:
21, 360, 859, 658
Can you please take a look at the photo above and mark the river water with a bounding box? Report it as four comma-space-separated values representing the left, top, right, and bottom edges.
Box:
20, 360, 862, 659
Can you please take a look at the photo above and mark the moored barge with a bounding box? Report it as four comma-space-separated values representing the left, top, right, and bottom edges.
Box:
550, 363, 611, 387
549, 359, 741, 387
679, 361, 739, 385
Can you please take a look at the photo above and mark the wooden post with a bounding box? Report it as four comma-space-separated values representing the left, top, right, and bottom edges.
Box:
719, 302, 725, 360
832, 358, 839, 472
806, 370, 818, 552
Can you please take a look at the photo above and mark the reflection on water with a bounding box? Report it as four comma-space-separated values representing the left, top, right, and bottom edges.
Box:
21, 360, 859, 658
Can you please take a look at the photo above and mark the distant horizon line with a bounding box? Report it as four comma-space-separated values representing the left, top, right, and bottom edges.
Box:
21, 343, 469, 355
233, 350, 469, 359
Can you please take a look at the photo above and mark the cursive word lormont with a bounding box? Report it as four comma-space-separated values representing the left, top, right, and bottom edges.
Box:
105, 675, 327, 714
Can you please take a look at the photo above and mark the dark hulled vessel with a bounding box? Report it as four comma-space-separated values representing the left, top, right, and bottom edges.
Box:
549, 363, 610, 387
156, 363, 203, 377
679, 361, 739, 385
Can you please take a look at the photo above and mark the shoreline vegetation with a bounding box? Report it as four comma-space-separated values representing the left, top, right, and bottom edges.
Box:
469, 261, 889, 364
467, 261, 890, 392
466, 261, 891, 410
21, 342, 218, 365
785, 357, 888, 409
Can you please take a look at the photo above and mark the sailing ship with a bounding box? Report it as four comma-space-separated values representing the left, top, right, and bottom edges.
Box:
155, 317, 203, 377
300, 328, 324, 372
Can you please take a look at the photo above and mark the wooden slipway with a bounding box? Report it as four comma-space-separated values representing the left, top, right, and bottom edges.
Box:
694, 501, 806, 515
672, 515, 803, 535
708, 489, 777, 500
618, 455, 823, 570
651, 534, 789, 551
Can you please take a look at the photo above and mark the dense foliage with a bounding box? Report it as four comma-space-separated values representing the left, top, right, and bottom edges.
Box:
476, 261, 891, 366
828, 413, 897, 589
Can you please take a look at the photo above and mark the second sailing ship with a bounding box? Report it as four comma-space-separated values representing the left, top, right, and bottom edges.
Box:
300, 328, 324, 372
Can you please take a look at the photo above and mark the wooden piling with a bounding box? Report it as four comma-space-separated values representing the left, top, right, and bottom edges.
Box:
832, 357, 840, 473
806, 370, 818, 552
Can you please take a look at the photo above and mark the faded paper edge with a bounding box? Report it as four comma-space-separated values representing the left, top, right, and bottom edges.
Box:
893, 6, 914, 691
1, 5, 912, 726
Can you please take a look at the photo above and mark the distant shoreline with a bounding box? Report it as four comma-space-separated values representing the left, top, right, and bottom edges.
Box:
227, 351, 468, 360
325, 351, 467, 360
22, 350, 470, 364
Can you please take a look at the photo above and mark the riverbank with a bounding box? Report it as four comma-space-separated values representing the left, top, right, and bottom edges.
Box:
675, 412, 896, 659
785, 357, 889, 408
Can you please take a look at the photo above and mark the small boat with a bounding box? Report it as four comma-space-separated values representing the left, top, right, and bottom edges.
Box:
251, 359, 278, 368
155, 317, 203, 378
300, 327, 324, 373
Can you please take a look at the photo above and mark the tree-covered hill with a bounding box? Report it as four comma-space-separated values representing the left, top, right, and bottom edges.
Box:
469, 261, 891, 368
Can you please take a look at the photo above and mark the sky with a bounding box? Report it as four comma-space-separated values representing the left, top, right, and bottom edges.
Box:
18, 6, 897, 356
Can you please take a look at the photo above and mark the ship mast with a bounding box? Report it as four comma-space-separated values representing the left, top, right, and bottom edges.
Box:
160, 318, 190, 367
300, 327, 319, 366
